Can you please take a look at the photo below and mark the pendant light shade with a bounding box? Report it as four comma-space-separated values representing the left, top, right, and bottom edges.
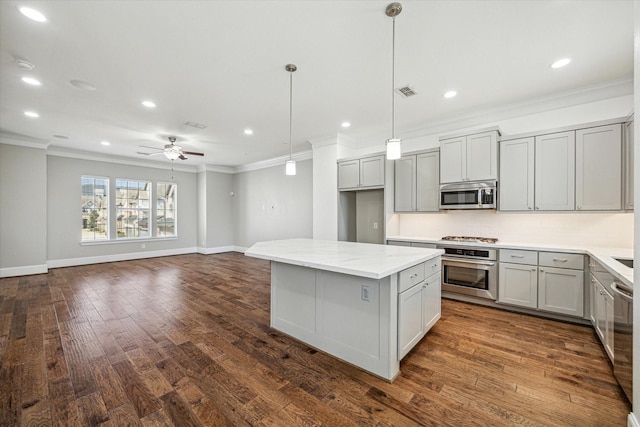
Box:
385, 2, 402, 160
285, 64, 297, 175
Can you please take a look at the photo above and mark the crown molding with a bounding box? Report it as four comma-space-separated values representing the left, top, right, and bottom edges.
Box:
0, 132, 50, 149
196, 164, 235, 174
233, 150, 313, 173
46, 146, 198, 173
352, 76, 634, 144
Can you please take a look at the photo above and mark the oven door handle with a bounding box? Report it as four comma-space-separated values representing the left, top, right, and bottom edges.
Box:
442, 258, 496, 268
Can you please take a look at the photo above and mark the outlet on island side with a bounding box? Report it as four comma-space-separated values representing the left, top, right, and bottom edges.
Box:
361, 285, 370, 302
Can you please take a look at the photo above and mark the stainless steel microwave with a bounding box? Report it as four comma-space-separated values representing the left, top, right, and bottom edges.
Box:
439, 180, 497, 209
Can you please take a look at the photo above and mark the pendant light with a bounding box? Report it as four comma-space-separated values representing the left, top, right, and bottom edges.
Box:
385, 2, 402, 160
285, 64, 297, 175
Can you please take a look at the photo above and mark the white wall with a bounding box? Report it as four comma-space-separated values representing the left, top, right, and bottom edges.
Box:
204, 170, 234, 249
233, 159, 313, 249
631, 0, 639, 422
397, 211, 633, 248
0, 144, 48, 276
47, 155, 198, 265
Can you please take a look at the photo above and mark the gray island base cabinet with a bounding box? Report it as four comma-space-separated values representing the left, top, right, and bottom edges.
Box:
245, 239, 443, 381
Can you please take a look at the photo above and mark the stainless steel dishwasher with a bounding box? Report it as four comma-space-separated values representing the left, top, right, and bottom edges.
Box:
612, 280, 633, 404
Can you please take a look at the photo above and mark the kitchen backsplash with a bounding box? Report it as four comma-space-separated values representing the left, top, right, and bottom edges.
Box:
398, 211, 633, 248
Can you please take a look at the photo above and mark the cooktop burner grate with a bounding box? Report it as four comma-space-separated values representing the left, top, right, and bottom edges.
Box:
441, 236, 498, 244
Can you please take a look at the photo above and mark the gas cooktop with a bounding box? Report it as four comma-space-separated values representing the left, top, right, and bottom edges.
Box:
441, 236, 498, 244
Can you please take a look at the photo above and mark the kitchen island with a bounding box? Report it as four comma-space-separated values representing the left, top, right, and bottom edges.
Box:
244, 239, 443, 381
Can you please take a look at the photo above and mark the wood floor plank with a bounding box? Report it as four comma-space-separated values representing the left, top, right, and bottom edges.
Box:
0, 252, 631, 426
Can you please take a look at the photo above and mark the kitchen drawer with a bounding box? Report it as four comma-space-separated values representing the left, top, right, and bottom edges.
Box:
539, 252, 584, 270
499, 249, 537, 265
387, 240, 411, 247
411, 242, 437, 249
425, 257, 441, 277
399, 263, 425, 293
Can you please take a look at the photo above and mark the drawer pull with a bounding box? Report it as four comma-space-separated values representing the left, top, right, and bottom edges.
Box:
552, 258, 568, 263
510, 255, 525, 258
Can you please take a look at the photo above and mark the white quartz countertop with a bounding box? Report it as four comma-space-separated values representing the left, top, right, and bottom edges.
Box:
245, 238, 443, 279
387, 235, 634, 288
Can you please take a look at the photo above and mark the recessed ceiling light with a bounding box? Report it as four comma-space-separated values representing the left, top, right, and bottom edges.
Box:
341, 122, 351, 128
550, 58, 571, 69
24, 111, 39, 118
444, 90, 457, 98
19, 7, 47, 22
142, 100, 156, 108
101, 141, 111, 146
70, 80, 96, 91
244, 129, 254, 135
21, 76, 41, 86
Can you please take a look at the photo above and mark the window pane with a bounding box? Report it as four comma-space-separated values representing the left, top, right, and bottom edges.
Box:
157, 182, 176, 237
81, 176, 109, 240
116, 179, 151, 239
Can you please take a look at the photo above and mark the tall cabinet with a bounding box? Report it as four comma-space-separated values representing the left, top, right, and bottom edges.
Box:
395, 149, 439, 212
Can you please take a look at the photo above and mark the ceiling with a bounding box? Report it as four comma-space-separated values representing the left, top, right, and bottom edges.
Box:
0, 1, 634, 168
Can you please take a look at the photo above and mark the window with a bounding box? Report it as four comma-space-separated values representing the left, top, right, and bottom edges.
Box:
116, 179, 150, 239
81, 176, 109, 240
157, 182, 177, 237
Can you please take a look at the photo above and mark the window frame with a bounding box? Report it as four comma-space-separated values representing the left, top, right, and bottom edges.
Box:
81, 175, 110, 242
156, 182, 178, 237
115, 178, 152, 240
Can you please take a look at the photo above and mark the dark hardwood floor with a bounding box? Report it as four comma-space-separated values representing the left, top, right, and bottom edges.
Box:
0, 252, 630, 426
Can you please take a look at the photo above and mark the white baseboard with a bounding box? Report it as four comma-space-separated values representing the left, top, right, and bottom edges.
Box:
0, 264, 48, 278
196, 245, 236, 255
47, 247, 198, 269
629, 412, 639, 427
4, 246, 251, 277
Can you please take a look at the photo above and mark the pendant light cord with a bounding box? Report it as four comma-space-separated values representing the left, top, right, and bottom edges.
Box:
289, 71, 293, 160
391, 16, 396, 140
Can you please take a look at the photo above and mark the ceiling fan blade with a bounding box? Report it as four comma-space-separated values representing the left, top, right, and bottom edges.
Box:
179, 154, 188, 160
182, 151, 204, 156
137, 151, 164, 156
139, 145, 164, 151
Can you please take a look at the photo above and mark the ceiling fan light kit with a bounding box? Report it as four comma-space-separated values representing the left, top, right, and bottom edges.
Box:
138, 135, 204, 161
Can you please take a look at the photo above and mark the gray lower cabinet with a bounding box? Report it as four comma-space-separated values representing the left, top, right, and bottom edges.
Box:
498, 250, 584, 317
394, 149, 439, 212
589, 257, 616, 361
398, 259, 441, 359
498, 262, 538, 308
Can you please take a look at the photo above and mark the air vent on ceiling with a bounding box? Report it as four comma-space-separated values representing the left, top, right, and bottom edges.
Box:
184, 121, 207, 129
396, 85, 417, 98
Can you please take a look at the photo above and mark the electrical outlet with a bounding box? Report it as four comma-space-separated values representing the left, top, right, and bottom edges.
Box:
361, 285, 370, 302
141, 243, 146, 249
373, 222, 378, 229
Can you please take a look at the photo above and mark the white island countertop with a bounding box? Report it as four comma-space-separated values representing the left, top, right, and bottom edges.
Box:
245, 238, 443, 279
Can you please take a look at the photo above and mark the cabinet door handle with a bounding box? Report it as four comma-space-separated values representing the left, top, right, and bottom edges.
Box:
552, 258, 568, 263
535, 206, 540, 210
539, 269, 544, 272
577, 205, 582, 210
510, 255, 525, 258
531, 268, 536, 271
528, 206, 532, 210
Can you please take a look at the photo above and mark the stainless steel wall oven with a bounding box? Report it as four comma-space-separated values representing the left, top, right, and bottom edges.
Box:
438, 241, 498, 300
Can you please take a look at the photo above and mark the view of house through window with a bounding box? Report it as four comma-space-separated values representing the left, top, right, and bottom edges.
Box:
81, 176, 109, 240
116, 179, 150, 239
157, 182, 177, 237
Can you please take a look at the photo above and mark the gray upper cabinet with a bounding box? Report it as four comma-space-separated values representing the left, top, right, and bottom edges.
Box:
440, 130, 498, 183
624, 117, 634, 210
395, 150, 439, 212
338, 155, 385, 191
499, 137, 534, 211
535, 131, 575, 211
575, 124, 622, 211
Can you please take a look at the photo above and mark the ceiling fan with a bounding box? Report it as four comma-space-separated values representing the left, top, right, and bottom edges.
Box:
137, 136, 204, 160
